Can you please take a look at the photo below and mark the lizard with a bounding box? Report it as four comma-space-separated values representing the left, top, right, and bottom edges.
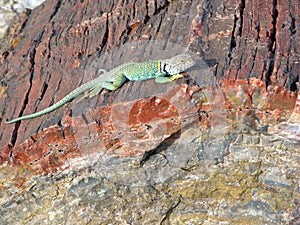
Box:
5, 54, 195, 124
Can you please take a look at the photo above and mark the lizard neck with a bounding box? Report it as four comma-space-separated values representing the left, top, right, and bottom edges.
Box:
160, 61, 168, 74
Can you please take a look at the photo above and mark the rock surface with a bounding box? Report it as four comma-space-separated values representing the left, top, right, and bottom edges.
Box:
0, 0, 299, 224
0, 0, 45, 38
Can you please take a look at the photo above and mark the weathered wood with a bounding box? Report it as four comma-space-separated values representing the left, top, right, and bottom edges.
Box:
0, 0, 299, 224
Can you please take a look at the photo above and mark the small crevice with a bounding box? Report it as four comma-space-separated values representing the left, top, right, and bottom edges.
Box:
49, 76, 63, 107
19, 9, 32, 32
268, 0, 278, 54
234, 2, 245, 79
155, 14, 164, 34
34, 82, 48, 112
45, 22, 57, 62
265, 0, 278, 88
132, 0, 136, 20
49, 0, 62, 21
154, 0, 169, 15
144, 0, 150, 23
290, 17, 296, 35
238, 0, 245, 36
248, 20, 260, 79
97, 14, 109, 55
225, 14, 238, 70
226, 0, 245, 74
203, 1, 212, 52
160, 197, 182, 225
35, 24, 57, 112
230, 15, 237, 49
248, 46, 258, 79
120, 16, 133, 44
235, 50, 244, 80
289, 75, 299, 92
261, 60, 268, 82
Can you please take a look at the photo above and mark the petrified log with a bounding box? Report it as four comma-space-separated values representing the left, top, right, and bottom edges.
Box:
0, 0, 299, 224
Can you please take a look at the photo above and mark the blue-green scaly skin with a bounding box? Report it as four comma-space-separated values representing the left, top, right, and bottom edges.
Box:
119, 62, 162, 81
5, 54, 195, 124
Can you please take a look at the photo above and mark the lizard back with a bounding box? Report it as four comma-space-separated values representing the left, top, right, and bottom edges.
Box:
117, 61, 162, 81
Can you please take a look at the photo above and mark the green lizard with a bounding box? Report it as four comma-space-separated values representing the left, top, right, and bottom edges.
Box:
5, 54, 195, 124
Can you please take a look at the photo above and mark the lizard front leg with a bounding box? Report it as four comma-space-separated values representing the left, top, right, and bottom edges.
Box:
154, 74, 183, 83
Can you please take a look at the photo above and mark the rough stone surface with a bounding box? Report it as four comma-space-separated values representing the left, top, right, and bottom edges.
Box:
0, 0, 299, 224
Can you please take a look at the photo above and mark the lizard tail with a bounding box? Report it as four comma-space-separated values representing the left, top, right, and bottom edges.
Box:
5, 80, 100, 124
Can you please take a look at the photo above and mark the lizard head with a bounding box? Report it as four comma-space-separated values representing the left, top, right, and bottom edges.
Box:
163, 54, 195, 75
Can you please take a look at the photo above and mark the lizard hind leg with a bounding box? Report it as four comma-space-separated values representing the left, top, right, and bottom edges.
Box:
74, 85, 103, 103
88, 85, 103, 98
87, 69, 108, 98
74, 91, 89, 103
74, 69, 107, 103
102, 75, 127, 91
